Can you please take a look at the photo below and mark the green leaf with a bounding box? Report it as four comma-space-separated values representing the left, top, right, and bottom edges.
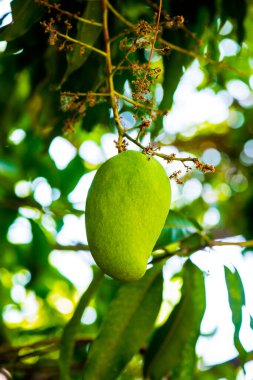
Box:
0, 0, 44, 42
221, 0, 246, 43
155, 210, 199, 249
59, 155, 86, 196
144, 260, 206, 380
82, 264, 164, 380
250, 314, 253, 330
196, 361, 238, 380
180, 233, 205, 251
224, 266, 247, 360
39, 154, 86, 197
24, 221, 51, 294
59, 269, 104, 380
61, 1, 102, 83
0, 207, 17, 242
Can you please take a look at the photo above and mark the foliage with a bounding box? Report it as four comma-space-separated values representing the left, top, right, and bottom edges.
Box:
0, 0, 253, 379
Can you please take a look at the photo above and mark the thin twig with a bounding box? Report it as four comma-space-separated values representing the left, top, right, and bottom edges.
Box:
122, 132, 198, 162
146, 0, 162, 71
106, 1, 252, 76
209, 240, 253, 248
61, 91, 110, 97
106, 0, 134, 29
152, 239, 253, 263
53, 243, 90, 251
111, 45, 136, 77
102, 0, 124, 151
36, 0, 103, 27
61, 90, 161, 113
55, 31, 107, 57
0, 338, 53, 351
52, 238, 253, 255
158, 37, 249, 76
115, 91, 162, 113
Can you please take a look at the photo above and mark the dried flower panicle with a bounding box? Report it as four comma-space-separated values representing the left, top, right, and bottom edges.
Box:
193, 158, 215, 173
165, 15, 185, 29
39, 0, 215, 184
135, 20, 154, 37
169, 170, 183, 184
114, 138, 129, 153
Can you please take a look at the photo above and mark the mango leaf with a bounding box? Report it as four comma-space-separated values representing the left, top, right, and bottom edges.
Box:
0, 207, 17, 242
196, 361, 238, 380
180, 233, 206, 251
221, 0, 246, 43
144, 260, 206, 380
58, 155, 86, 196
82, 264, 164, 380
30, 220, 51, 266
39, 154, 86, 197
250, 314, 253, 330
59, 269, 104, 380
224, 266, 247, 361
0, 0, 44, 42
155, 210, 200, 250
24, 221, 51, 294
62, 1, 102, 83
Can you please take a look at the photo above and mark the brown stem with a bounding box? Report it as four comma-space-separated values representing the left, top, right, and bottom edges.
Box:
53, 243, 90, 251
101, 0, 124, 151
55, 31, 107, 57
115, 91, 162, 113
146, 0, 162, 71
209, 240, 253, 248
36, 0, 103, 27
106, 1, 251, 76
152, 239, 253, 264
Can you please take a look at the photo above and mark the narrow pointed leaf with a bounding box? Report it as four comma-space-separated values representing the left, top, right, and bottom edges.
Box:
196, 361, 238, 380
155, 210, 200, 249
224, 266, 247, 360
62, 1, 102, 83
82, 264, 164, 380
250, 314, 253, 330
0, 0, 44, 42
59, 270, 104, 380
144, 260, 206, 380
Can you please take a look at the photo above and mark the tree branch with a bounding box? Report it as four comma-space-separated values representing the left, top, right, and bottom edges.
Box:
55, 31, 107, 57
36, 0, 103, 27
51, 238, 253, 255
101, 0, 124, 152
106, 1, 251, 76
53, 243, 90, 251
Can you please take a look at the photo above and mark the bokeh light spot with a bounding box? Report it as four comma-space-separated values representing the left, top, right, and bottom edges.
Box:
49, 137, 76, 170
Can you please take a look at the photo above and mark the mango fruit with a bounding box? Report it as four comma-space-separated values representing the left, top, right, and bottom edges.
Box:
85, 150, 171, 281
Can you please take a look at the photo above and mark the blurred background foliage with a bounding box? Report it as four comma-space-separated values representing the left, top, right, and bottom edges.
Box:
1, 0, 253, 379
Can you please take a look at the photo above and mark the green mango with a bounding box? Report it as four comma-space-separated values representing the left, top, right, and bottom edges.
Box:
85, 150, 171, 281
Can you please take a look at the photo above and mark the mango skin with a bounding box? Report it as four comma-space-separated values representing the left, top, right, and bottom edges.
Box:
85, 150, 171, 282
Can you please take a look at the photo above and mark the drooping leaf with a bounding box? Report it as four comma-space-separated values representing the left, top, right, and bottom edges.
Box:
82, 264, 164, 380
221, 0, 247, 43
144, 260, 206, 380
224, 266, 247, 361
0, 0, 44, 42
0, 207, 17, 242
58, 154, 86, 196
180, 232, 206, 251
155, 210, 200, 249
196, 361, 238, 380
61, 1, 102, 83
59, 269, 104, 380
250, 314, 253, 330
25, 221, 51, 294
